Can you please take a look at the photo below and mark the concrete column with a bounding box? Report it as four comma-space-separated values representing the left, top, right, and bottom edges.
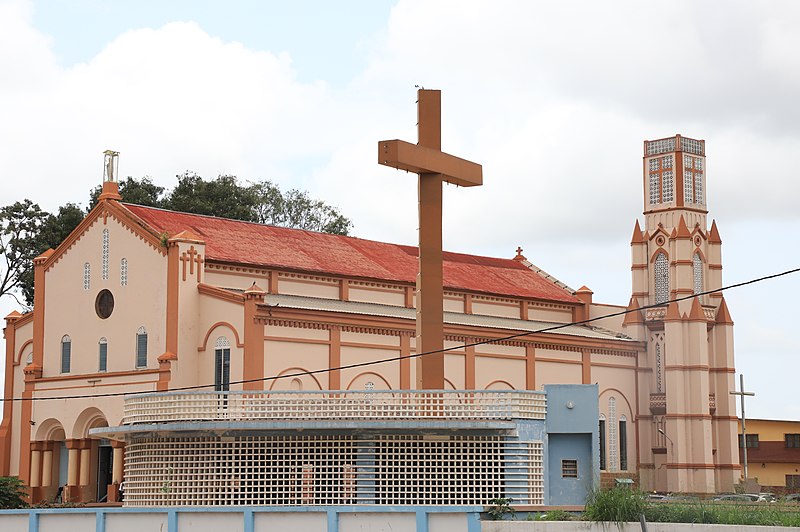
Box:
29, 444, 42, 488
41, 444, 53, 488
112, 442, 124, 484
79, 440, 91, 486
65, 439, 81, 487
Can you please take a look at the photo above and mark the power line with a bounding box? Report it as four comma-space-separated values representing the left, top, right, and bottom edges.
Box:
3, 266, 798, 403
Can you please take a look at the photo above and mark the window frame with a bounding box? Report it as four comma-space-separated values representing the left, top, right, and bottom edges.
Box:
654, 252, 669, 304
136, 327, 148, 368
599, 415, 607, 471
60, 335, 71, 374
99, 337, 108, 372
785, 434, 800, 449
619, 416, 628, 471
214, 336, 231, 392
561, 459, 579, 479
739, 433, 759, 448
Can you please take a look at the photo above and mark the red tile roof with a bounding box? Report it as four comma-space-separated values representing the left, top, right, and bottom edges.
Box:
123, 204, 578, 303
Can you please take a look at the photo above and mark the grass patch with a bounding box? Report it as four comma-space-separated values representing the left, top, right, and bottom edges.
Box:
645, 501, 800, 527
583, 486, 647, 524
584, 487, 800, 527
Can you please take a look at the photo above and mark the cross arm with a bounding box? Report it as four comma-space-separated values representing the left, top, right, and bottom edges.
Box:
378, 140, 483, 187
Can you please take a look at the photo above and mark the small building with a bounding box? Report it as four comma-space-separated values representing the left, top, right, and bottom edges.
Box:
738, 418, 800, 494
92, 384, 598, 507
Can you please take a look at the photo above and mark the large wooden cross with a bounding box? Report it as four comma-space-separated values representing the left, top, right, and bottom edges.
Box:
378, 89, 483, 389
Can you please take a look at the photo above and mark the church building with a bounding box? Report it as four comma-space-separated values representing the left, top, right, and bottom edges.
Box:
0, 133, 739, 506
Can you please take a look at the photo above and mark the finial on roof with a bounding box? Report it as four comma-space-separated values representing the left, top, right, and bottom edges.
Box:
630, 220, 646, 244
4, 310, 23, 322
622, 297, 643, 325
676, 215, 691, 239
513, 247, 526, 261
244, 282, 266, 300
688, 296, 705, 321
98, 150, 122, 201
716, 296, 733, 325
709, 220, 722, 244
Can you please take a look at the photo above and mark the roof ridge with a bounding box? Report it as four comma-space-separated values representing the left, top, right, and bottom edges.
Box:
125, 203, 545, 267
125, 204, 580, 304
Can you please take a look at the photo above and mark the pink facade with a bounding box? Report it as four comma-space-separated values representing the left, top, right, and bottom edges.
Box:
0, 136, 739, 502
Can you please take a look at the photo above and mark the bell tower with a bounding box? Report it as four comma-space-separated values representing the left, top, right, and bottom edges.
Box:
626, 135, 739, 494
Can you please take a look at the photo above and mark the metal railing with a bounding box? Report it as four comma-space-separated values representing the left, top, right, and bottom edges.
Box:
122, 390, 547, 425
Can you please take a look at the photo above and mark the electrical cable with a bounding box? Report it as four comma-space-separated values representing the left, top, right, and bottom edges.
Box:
2, 266, 798, 402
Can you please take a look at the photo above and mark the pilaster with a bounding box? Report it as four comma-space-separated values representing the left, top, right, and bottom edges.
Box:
0, 311, 22, 475
243, 283, 266, 390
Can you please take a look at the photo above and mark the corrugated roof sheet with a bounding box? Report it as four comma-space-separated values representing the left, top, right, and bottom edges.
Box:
124, 204, 579, 303
262, 293, 632, 341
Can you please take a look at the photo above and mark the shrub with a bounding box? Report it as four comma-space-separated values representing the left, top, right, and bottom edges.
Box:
486, 497, 516, 520
0, 476, 28, 509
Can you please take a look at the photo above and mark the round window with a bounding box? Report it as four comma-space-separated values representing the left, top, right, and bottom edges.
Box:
95, 289, 114, 319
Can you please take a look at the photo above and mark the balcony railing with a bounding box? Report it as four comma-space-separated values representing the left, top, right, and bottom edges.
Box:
122, 390, 547, 425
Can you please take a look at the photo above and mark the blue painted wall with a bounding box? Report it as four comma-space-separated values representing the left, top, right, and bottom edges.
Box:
544, 384, 599, 505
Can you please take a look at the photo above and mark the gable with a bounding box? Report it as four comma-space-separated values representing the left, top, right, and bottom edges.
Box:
41, 210, 168, 377
44, 201, 165, 273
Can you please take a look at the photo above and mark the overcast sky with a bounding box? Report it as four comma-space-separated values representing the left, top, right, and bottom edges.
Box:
1, 0, 798, 420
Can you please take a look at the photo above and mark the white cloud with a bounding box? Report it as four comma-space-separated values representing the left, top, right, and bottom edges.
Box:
1, 0, 799, 419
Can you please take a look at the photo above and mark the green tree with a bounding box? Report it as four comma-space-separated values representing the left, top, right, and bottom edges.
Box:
0, 200, 48, 306
2, 173, 353, 306
15, 203, 85, 305
88, 176, 166, 209
250, 180, 352, 235
0, 476, 28, 509
168, 172, 259, 221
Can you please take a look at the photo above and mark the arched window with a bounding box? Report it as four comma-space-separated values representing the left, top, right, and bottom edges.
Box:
102, 229, 110, 280
98, 337, 108, 372
619, 414, 628, 471
654, 252, 669, 304
608, 397, 618, 472
135, 327, 147, 368
599, 414, 607, 471
214, 336, 230, 392
693, 252, 703, 295
290, 378, 303, 391
61, 335, 71, 373
120, 258, 128, 286
83, 263, 91, 290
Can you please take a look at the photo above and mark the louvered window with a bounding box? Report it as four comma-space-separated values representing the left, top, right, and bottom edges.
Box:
136, 327, 148, 368
99, 337, 108, 372
214, 336, 231, 392
61, 335, 71, 373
